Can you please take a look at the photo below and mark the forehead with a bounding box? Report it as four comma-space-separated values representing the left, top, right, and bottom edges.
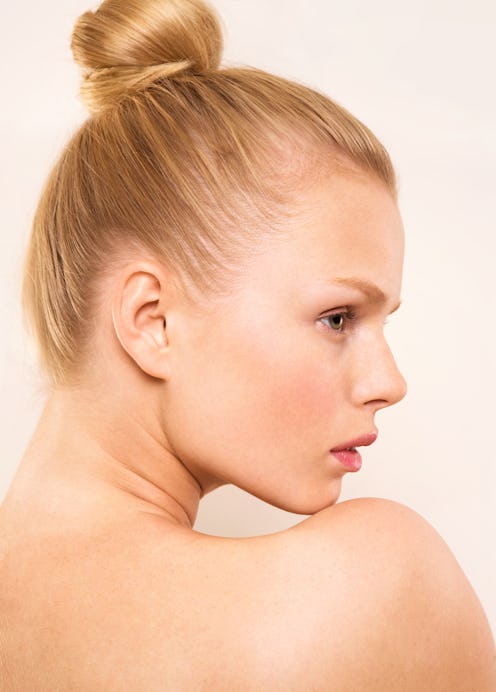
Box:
177, 170, 404, 332
250, 170, 404, 290
295, 169, 400, 248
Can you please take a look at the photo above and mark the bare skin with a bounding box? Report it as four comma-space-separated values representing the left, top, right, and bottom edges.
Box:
1, 169, 495, 690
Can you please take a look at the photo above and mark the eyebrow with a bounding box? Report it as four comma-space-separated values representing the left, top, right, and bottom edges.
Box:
332, 277, 402, 313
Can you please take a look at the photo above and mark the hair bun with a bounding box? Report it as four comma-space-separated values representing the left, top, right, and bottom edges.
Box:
71, 0, 223, 114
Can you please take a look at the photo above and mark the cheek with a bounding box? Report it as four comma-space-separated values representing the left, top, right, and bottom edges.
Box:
164, 314, 345, 485
214, 328, 344, 448
259, 353, 340, 432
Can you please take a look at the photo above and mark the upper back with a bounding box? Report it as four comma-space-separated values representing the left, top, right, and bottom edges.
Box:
1, 498, 495, 691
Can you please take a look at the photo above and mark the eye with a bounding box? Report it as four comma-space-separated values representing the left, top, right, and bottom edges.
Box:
327, 314, 345, 331
319, 308, 357, 333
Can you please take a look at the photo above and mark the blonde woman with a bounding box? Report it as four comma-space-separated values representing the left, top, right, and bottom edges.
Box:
1, 0, 495, 689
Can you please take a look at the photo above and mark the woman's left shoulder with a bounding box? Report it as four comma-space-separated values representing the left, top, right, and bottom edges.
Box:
245, 497, 495, 690
282, 496, 460, 565
274, 496, 484, 605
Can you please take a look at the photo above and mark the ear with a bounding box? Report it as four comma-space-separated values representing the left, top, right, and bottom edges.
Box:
111, 262, 172, 380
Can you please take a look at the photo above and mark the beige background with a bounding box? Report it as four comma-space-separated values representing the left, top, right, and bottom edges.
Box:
1, 0, 495, 635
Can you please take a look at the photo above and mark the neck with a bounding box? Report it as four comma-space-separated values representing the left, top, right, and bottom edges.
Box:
11, 386, 204, 530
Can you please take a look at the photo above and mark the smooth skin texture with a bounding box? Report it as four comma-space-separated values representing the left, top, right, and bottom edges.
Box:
1, 169, 495, 690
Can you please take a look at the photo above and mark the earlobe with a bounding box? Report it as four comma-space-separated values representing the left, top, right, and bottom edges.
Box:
111, 265, 172, 381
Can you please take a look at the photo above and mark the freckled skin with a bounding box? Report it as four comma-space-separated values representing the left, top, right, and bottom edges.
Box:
162, 171, 406, 514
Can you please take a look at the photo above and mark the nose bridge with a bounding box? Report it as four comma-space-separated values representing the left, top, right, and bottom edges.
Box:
352, 331, 407, 408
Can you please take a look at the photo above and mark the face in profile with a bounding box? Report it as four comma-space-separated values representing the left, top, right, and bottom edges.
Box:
162, 168, 407, 515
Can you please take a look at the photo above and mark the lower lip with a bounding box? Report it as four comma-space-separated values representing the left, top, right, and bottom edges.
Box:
331, 449, 362, 472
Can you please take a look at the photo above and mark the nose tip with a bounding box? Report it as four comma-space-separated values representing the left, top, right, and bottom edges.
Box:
366, 370, 407, 412
354, 339, 407, 410
391, 367, 408, 406
375, 354, 407, 409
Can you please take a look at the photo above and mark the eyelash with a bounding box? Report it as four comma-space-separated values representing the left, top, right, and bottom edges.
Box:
319, 307, 358, 334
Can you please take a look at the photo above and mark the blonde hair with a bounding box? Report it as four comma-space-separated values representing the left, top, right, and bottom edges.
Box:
22, 0, 398, 387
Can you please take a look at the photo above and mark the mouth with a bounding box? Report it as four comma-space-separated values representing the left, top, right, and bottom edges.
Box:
330, 432, 378, 472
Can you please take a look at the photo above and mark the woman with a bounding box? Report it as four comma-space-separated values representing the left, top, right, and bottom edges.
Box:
1, 0, 494, 688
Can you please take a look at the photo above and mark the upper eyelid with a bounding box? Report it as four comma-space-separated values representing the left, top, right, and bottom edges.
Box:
319, 305, 352, 317
321, 301, 401, 318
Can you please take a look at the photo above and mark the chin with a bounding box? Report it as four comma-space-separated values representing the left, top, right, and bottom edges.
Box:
259, 480, 343, 516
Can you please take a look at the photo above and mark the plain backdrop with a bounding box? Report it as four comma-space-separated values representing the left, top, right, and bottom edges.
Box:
1, 0, 495, 636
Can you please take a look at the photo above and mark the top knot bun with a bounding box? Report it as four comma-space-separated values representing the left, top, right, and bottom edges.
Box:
71, 0, 224, 114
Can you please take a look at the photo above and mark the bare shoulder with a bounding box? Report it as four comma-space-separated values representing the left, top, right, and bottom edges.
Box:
268, 497, 496, 690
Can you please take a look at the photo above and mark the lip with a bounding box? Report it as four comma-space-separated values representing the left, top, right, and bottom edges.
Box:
330, 431, 378, 473
331, 431, 378, 453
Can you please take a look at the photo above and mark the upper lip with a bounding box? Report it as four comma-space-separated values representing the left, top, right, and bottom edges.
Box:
331, 431, 378, 452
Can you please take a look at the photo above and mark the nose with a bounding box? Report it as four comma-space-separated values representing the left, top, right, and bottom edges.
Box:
351, 334, 407, 410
